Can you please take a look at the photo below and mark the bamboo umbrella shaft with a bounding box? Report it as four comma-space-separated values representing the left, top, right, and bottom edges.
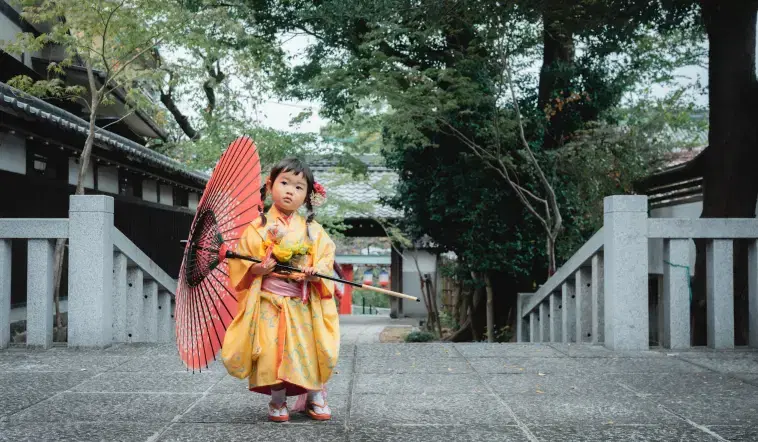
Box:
225, 251, 420, 302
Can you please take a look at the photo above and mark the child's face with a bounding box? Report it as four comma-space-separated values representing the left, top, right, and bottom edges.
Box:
268, 170, 308, 214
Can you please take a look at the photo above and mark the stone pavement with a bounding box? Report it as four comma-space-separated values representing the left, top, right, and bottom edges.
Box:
1, 318, 758, 441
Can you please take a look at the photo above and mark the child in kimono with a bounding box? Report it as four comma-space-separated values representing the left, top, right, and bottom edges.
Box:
221, 157, 338, 422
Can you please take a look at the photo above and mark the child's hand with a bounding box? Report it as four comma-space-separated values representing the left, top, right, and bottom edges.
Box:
294, 266, 319, 282
251, 257, 276, 276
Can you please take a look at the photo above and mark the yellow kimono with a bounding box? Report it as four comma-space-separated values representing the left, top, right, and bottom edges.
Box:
221, 206, 340, 396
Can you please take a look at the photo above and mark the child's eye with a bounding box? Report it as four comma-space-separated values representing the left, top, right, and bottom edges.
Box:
296, 186, 303, 190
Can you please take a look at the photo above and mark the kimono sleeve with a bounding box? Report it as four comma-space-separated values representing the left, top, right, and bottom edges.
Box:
229, 223, 265, 292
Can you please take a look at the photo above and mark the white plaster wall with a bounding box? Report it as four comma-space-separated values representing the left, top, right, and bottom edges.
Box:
96, 166, 119, 194
0, 14, 23, 63
68, 158, 94, 189
188, 192, 199, 211
401, 250, 438, 317
142, 179, 158, 203
159, 184, 173, 206
0, 132, 26, 174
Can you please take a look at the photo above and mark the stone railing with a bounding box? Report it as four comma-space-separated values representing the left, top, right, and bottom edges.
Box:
517, 195, 758, 351
0, 195, 176, 348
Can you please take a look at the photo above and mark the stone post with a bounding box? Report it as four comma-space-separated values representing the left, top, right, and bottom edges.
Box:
0, 240, 10, 348
549, 293, 562, 342
539, 302, 549, 342
158, 290, 173, 342
143, 281, 158, 342
603, 195, 649, 351
663, 239, 690, 349
707, 239, 734, 349
749, 240, 758, 348
516, 293, 530, 342
26, 239, 54, 348
68, 195, 114, 347
562, 282, 576, 343
126, 268, 144, 342
575, 267, 592, 343
591, 254, 605, 344
529, 311, 538, 343
112, 252, 128, 343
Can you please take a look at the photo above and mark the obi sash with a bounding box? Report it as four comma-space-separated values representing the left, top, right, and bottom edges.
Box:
261, 276, 310, 303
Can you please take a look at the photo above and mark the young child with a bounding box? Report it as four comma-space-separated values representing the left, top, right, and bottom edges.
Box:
221, 157, 339, 422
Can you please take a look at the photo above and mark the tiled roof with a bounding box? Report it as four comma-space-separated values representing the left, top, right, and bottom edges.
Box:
0, 80, 401, 218
311, 155, 402, 219
0, 81, 210, 186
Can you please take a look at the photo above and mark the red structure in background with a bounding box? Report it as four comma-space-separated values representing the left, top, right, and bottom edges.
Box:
338, 264, 354, 314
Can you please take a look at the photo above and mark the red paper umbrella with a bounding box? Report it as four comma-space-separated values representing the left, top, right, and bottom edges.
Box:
176, 136, 261, 371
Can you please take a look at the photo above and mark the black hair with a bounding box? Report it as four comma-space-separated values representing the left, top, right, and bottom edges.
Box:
259, 157, 316, 238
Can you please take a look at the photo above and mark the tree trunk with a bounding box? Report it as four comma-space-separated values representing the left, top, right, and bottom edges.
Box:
446, 317, 473, 342
692, 0, 758, 345
425, 274, 443, 337
53, 62, 102, 334
538, 4, 575, 151
459, 286, 470, 327
470, 271, 485, 341
484, 273, 495, 343
451, 283, 459, 327
546, 235, 557, 277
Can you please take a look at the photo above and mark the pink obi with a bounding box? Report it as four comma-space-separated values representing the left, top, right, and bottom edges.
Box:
261, 276, 310, 304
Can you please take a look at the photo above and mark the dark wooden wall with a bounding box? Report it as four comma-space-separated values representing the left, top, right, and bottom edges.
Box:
1, 169, 194, 306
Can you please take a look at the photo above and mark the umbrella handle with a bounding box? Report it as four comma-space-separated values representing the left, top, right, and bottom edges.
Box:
225, 251, 420, 302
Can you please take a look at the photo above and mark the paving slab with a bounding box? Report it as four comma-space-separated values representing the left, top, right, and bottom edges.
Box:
356, 343, 459, 359
354, 372, 489, 395
156, 422, 347, 441
658, 395, 758, 426
468, 356, 707, 375
349, 425, 528, 441
0, 350, 131, 372
486, 373, 637, 397
506, 393, 681, 426
355, 356, 473, 374
0, 421, 164, 442
7, 392, 201, 423
350, 393, 514, 426
2, 321, 758, 442
455, 343, 564, 358
71, 371, 223, 393
674, 352, 758, 373
612, 372, 758, 398
528, 424, 720, 441
706, 425, 758, 441
110, 355, 225, 373
548, 343, 668, 358
0, 371, 95, 417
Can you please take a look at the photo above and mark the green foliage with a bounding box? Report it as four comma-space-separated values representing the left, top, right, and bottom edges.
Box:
352, 289, 390, 309
405, 330, 436, 343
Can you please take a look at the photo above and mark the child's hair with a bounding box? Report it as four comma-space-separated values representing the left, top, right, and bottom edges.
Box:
259, 157, 316, 238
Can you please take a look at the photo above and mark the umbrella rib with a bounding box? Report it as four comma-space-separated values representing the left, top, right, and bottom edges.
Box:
210, 159, 261, 221
213, 182, 264, 232
207, 153, 261, 214
197, 280, 225, 353
201, 142, 257, 219
209, 269, 238, 304
195, 282, 221, 362
216, 202, 265, 237
190, 281, 204, 372
197, 137, 249, 215
209, 172, 262, 234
